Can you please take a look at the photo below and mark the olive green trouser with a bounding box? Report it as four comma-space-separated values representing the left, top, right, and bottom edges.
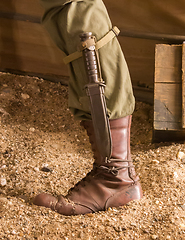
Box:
40, 0, 135, 120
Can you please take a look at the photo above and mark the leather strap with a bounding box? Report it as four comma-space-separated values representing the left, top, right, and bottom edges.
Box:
63, 26, 120, 64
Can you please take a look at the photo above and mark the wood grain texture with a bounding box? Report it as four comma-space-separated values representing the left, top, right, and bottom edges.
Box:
155, 44, 182, 83
154, 44, 182, 130
154, 83, 182, 130
0, 18, 67, 76
0, 0, 43, 17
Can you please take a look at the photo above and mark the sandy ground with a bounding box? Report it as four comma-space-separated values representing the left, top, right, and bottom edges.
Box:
0, 72, 185, 239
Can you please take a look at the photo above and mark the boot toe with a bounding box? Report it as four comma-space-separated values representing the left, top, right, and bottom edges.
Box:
33, 193, 58, 209
56, 195, 93, 215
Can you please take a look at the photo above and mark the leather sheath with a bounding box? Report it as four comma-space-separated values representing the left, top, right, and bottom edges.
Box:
80, 32, 112, 159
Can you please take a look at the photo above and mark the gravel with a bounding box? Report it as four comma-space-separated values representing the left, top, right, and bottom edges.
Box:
0, 72, 185, 239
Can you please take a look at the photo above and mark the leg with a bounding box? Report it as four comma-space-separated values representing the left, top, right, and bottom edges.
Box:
39, 0, 135, 120
33, 0, 142, 215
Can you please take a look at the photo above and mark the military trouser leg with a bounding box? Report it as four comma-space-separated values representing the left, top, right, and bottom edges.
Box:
40, 0, 135, 120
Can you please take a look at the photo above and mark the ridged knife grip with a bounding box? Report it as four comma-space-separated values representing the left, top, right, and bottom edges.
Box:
79, 32, 99, 83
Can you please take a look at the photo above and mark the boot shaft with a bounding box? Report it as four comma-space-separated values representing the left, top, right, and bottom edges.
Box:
81, 116, 138, 182
109, 116, 131, 161
81, 116, 131, 163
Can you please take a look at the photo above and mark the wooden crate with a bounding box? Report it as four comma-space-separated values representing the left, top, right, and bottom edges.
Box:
153, 43, 185, 142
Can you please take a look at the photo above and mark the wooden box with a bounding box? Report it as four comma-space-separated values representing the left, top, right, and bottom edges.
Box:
153, 43, 185, 142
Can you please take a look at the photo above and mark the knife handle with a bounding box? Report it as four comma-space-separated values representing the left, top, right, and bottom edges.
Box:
79, 32, 99, 83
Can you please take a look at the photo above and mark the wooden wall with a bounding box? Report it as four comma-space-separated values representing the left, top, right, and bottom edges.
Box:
0, 0, 185, 96
0, 0, 68, 84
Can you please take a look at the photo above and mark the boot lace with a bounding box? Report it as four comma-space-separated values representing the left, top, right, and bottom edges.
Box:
68, 168, 97, 194
68, 158, 134, 194
97, 158, 134, 176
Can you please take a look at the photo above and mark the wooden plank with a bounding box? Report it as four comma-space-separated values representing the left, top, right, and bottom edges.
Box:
0, 43, 67, 77
155, 67, 181, 84
0, 0, 43, 17
0, 18, 55, 48
155, 44, 182, 83
118, 36, 157, 88
182, 42, 185, 128
0, 19, 68, 77
154, 83, 182, 130
0, 12, 41, 23
154, 44, 182, 131
153, 129, 185, 143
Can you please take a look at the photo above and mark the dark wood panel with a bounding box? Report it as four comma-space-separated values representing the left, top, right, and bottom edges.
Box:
0, 0, 43, 17
153, 129, 185, 143
117, 36, 157, 87
0, 45, 67, 77
0, 19, 68, 77
0, 12, 41, 23
0, 18, 53, 47
105, 0, 185, 36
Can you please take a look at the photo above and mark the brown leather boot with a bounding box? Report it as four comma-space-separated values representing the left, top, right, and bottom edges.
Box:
33, 116, 143, 215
